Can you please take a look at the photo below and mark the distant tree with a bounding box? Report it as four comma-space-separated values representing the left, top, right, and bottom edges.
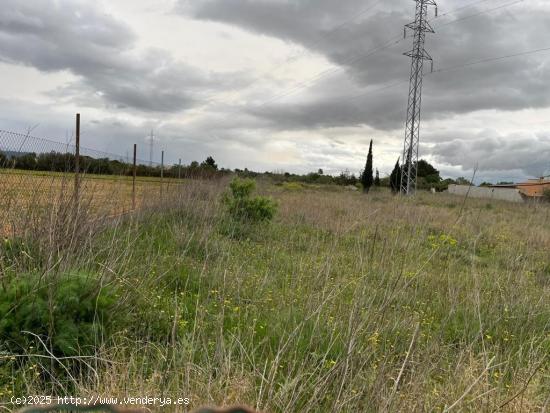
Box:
0, 151, 7, 167
456, 177, 472, 185
497, 181, 514, 185
416, 159, 441, 183
374, 169, 381, 187
479, 182, 492, 187
390, 159, 401, 194
318, 168, 324, 175
201, 156, 218, 170
335, 170, 358, 186
361, 140, 374, 193
190, 161, 199, 168
15, 153, 38, 170
305, 172, 321, 183
436, 178, 456, 192
416, 159, 438, 177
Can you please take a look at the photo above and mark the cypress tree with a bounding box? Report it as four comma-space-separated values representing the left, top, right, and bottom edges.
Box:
374, 169, 381, 187
390, 159, 401, 194
361, 139, 374, 193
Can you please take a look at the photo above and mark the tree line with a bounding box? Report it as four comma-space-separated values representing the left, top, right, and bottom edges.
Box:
0, 151, 230, 179
1, 147, 460, 191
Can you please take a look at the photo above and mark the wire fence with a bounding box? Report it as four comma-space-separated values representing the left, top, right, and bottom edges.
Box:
0, 123, 219, 238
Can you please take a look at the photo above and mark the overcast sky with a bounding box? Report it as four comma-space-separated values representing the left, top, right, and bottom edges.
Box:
1, 0, 549, 182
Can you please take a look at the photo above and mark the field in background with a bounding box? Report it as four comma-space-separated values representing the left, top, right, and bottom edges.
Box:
1, 180, 549, 412
0, 168, 189, 235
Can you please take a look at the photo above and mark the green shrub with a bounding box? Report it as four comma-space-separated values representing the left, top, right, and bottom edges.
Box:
543, 189, 550, 202
0, 273, 118, 358
223, 178, 277, 222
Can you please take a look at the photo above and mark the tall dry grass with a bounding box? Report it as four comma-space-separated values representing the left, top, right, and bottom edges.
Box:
1, 179, 549, 412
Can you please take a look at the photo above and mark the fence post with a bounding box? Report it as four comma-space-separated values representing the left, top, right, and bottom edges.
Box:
132, 144, 137, 210
160, 150, 164, 201
178, 158, 182, 180
74, 113, 80, 202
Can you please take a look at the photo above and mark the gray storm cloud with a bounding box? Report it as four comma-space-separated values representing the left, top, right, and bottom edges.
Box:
176, 0, 550, 177
179, 0, 550, 131
0, 0, 549, 179
429, 130, 550, 178
0, 0, 242, 113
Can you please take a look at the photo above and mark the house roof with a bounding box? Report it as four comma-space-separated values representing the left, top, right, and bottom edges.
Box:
490, 178, 550, 197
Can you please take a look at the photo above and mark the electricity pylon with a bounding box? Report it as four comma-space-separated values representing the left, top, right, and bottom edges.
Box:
400, 0, 437, 195
149, 129, 155, 167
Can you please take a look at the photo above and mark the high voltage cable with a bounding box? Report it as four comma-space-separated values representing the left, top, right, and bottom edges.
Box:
434, 0, 495, 19
176, 43, 550, 157
276, 0, 384, 66
201, 0, 383, 105
194, 0, 531, 139
431, 45, 550, 74
268, 44, 550, 110
246, 0, 524, 108
434, 0, 524, 28
204, 0, 521, 110
253, 35, 406, 108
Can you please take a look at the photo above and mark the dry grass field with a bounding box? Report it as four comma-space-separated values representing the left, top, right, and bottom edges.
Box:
0, 177, 549, 412
0, 169, 187, 235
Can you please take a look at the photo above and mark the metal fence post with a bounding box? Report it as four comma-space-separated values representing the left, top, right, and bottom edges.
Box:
132, 144, 137, 210
74, 113, 80, 202
160, 150, 164, 201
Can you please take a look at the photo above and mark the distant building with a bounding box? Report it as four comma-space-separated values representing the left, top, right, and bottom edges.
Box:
448, 178, 550, 203
490, 178, 550, 198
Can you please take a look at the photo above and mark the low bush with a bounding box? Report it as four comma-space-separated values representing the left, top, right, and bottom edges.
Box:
223, 178, 277, 223
0, 273, 119, 358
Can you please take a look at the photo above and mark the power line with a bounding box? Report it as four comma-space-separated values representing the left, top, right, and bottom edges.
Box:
177, 0, 539, 155
247, 0, 524, 109
171, 38, 549, 169
430, 45, 550, 74
201, 0, 384, 106
203, 0, 520, 114
434, 0, 524, 29
235, 42, 550, 127
433, 0, 495, 19
205, 2, 493, 109
320, 0, 533, 105
253, 35, 406, 108
281, 0, 384, 64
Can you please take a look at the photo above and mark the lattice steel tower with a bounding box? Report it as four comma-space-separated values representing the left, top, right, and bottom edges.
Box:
400, 0, 437, 195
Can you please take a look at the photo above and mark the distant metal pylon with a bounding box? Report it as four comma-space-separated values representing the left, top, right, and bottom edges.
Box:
401, 0, 437, 195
